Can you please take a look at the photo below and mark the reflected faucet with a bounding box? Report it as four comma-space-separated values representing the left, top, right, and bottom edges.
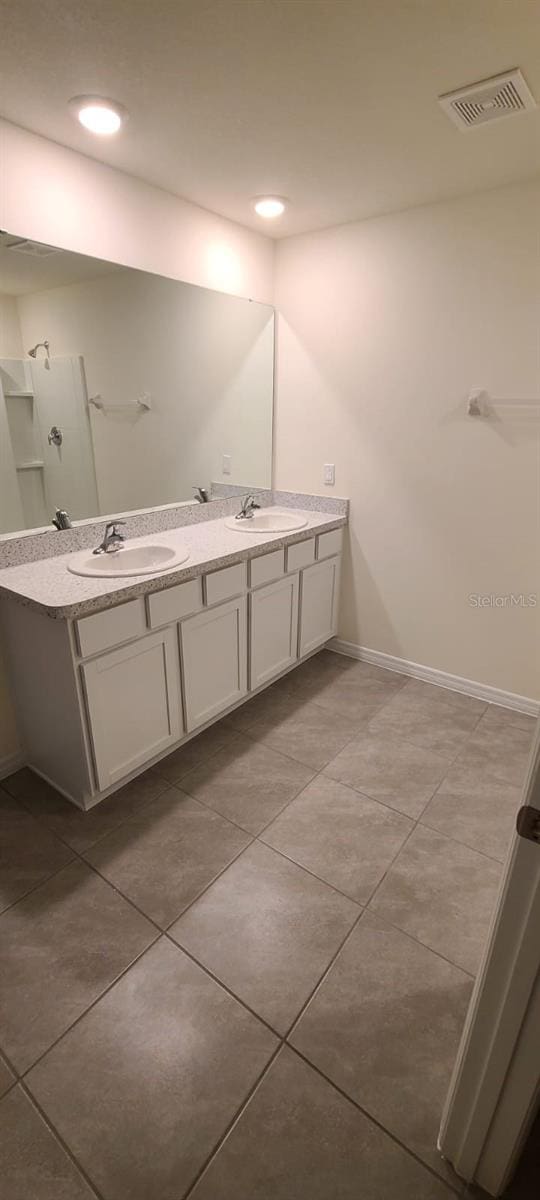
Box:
193, 486, 209, 503
52, 508, 72, 530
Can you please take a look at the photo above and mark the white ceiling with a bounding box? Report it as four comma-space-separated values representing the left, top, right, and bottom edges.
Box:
1, 0, 539, 238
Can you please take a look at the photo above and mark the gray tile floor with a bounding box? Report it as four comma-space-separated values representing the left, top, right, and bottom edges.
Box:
0, 650, 536, 1200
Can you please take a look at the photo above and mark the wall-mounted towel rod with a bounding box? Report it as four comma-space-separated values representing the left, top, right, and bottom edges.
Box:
467, 389, 540, 417
89, 392, 152, 412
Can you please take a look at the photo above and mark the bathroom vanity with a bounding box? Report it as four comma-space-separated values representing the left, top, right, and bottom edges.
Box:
0, 504, 345, 809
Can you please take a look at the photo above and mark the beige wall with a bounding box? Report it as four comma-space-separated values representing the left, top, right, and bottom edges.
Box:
0, 294, 23, 356
0, 122, 275, 769
274, 180, 540, 700
0, 121, 274, 305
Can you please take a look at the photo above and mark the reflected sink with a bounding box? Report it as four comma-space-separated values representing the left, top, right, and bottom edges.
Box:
225, 510, 308, 534
67, 543, 189, 578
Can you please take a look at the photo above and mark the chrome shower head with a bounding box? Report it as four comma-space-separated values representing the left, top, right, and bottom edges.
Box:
28, 340, 50, 360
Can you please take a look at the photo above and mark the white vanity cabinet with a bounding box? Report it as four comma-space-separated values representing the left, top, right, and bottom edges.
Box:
299, 555, 341, 657
180, 596, 247, 730
1, 522, 344, 810
82, 626, 183, 790
250, 573, 299, 689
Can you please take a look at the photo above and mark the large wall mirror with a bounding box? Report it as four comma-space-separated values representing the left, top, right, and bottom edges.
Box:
0, 232, 274, 535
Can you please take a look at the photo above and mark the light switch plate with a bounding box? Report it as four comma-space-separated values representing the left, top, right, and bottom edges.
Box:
222, 454, 232, 475
323, 463, 335, 486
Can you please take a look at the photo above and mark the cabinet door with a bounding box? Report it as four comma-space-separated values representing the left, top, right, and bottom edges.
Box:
299, 555, 341, 657
250, 573, 299, 690
181, 596, 247, 731
82, 626, 183, 791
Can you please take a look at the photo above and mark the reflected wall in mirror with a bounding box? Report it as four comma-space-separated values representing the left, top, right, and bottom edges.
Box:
0, 232, 274, 535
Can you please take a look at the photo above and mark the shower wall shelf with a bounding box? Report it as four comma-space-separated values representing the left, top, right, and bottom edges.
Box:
4, 391, 34, 399
88, 393, 152, 412
15, 460, 44, 471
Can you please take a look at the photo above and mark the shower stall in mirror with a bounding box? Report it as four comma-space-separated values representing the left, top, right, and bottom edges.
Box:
0, 232, 274, 535
0, 353, 98, 530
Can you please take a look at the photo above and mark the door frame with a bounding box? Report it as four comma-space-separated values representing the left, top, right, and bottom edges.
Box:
439, 723, 540, 1194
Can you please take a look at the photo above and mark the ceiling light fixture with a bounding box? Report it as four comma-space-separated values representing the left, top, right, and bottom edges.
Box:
253, 196, 286, 219
69, 95, 127, 135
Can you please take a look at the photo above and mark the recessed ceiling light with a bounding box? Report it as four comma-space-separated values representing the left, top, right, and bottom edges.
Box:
253, 197, 286, 219
69, 96, 127, 135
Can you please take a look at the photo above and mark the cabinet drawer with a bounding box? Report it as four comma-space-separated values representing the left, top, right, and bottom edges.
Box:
286, 538, 315, 572
317, 528, 343, 560
205, 562, 246, 606
147, 577, 202, 628
76, 598, 146, 658
249, 549, 284, 589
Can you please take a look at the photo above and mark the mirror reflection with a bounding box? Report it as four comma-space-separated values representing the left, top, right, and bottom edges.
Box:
0, 233, 274, 535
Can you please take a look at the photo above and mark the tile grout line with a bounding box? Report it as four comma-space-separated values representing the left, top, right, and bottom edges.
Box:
12, 657, 508, 871
287, 1043, 463, 1197
181, 1042, 284, 1200
3, 828, 259, 1083
360, 908, 476, 981
175, 768, 317, 842
184, 1038, 464, 1200
3, 679, 489, 1085
1, 659, 526, 1197
0, 840, 475, 1196
181, 1000, 463, 1200
0, 849, 77, 921
235, 673, 512, 797
416, 815, 507, 867
182, 698, 509, 902
151, 726, 244, 789
4, 782, 460, 1197
19, 947, 465, 1200
358, 708, 504, 963
17, 1079, 107, 1200
2, 786, 476, 1095
7, 705, 507, 948
283, 906, 367, 1041
0, 1043, 20, 1085
17, 932, 162, 1081
13, 788, 257, 940
2, 681, 505, 1049
4, 773, 172, 856
291, 658, 488, 741
162, 933, 283, 1040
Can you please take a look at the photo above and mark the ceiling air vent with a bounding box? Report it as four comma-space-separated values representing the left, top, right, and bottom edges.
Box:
438, 69, 537, 130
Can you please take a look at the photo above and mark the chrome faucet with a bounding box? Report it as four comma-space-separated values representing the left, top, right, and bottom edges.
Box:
236, 494, 261, 520
93, 520, 126, 555
52, 508, 72, 530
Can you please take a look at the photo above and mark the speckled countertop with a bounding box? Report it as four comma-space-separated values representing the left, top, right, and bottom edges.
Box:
0, 508, 346, 620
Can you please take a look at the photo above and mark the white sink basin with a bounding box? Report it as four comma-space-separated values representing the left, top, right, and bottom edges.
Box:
225, 510, 308, 534
67, 543, 189, 578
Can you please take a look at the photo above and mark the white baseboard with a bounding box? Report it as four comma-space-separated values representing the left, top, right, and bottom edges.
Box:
329, 639, 540, 717
0, 749, 26, 781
